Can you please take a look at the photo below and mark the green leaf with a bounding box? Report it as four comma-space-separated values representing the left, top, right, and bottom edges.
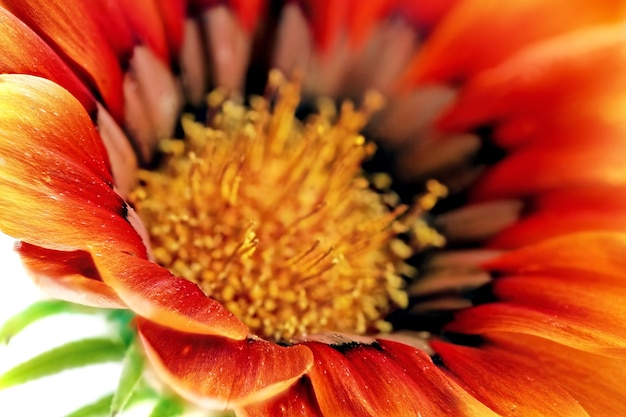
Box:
125, 385, 159, 407
110, 340, 144, 416
105, 310, 137, 348
149, 396, 185, 417
65, 394, 114, 417
0, 338, 126, 389
0, 300, 100, 343
64, 386, 158, 417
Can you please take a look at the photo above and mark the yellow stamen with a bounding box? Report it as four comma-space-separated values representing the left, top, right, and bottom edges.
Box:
130, 71, 444, 342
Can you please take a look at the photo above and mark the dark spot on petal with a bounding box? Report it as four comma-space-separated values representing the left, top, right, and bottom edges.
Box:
431, 353, 445, 367
120, 201, 129, 219
332, 340, 383, 354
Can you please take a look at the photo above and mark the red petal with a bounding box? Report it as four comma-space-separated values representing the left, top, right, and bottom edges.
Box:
2, 0, 125, 123
446, 271, 626, 355
491, 332, 626, 416
91, 250, 248, 339
438, 25, 626, 149
117, 0, 170, 64
137, 319, 314, 408
0, 74, 144, 257
432, 340, 588, 416
470, 139, 626, 202
395, 0, 460, 31
298, 0, 349, 53
229, 0, 267, 34
0, 7, 96, 116
489, 187, 626, 248
398, 0, 626, 86
85, 0, 135, 64
305, 340, 499, 416
237, 378, 323, 417
155, 0, 187, 60
345, 0, 393, 48
190, 0, 266, 35
16, 242, 126, 309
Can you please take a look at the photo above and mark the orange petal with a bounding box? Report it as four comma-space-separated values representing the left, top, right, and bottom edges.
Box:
489, 187, 626, 248
0, 74, 144, 257
530, 186, 626, 213
377, 340, 501, 416
1, 0, 125, 123
447, 304, 626, 358
438, 25, 626, 149
91, 250, 248, 339
490, 332, 626, 417
1, 74, 224, 333
137, 319, 314, 408
236, 378, 323, 417
16, 242, 126, 309
305, 340, 499, 416
431, 340, 588, 417
490, 210, 626, 249
305, 341, 424, 417
446, 271, 626, 355
469, 139, 626, 202
484, 232, 626, 283
397, 0, 626, 86
0, 6, 96, 117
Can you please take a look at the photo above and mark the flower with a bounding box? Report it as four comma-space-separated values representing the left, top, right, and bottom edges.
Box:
1, 0, 626, 415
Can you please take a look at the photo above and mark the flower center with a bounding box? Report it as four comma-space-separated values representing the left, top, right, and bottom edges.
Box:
130, 72, 445, 342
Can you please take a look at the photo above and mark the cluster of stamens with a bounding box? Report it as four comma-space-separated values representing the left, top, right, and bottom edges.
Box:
130, 72, 445, 341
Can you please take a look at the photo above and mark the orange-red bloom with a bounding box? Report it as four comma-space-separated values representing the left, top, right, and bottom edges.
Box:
1, 0, 626, 415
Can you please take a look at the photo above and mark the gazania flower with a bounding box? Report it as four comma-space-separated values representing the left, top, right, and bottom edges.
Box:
1, 0, 626, 415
